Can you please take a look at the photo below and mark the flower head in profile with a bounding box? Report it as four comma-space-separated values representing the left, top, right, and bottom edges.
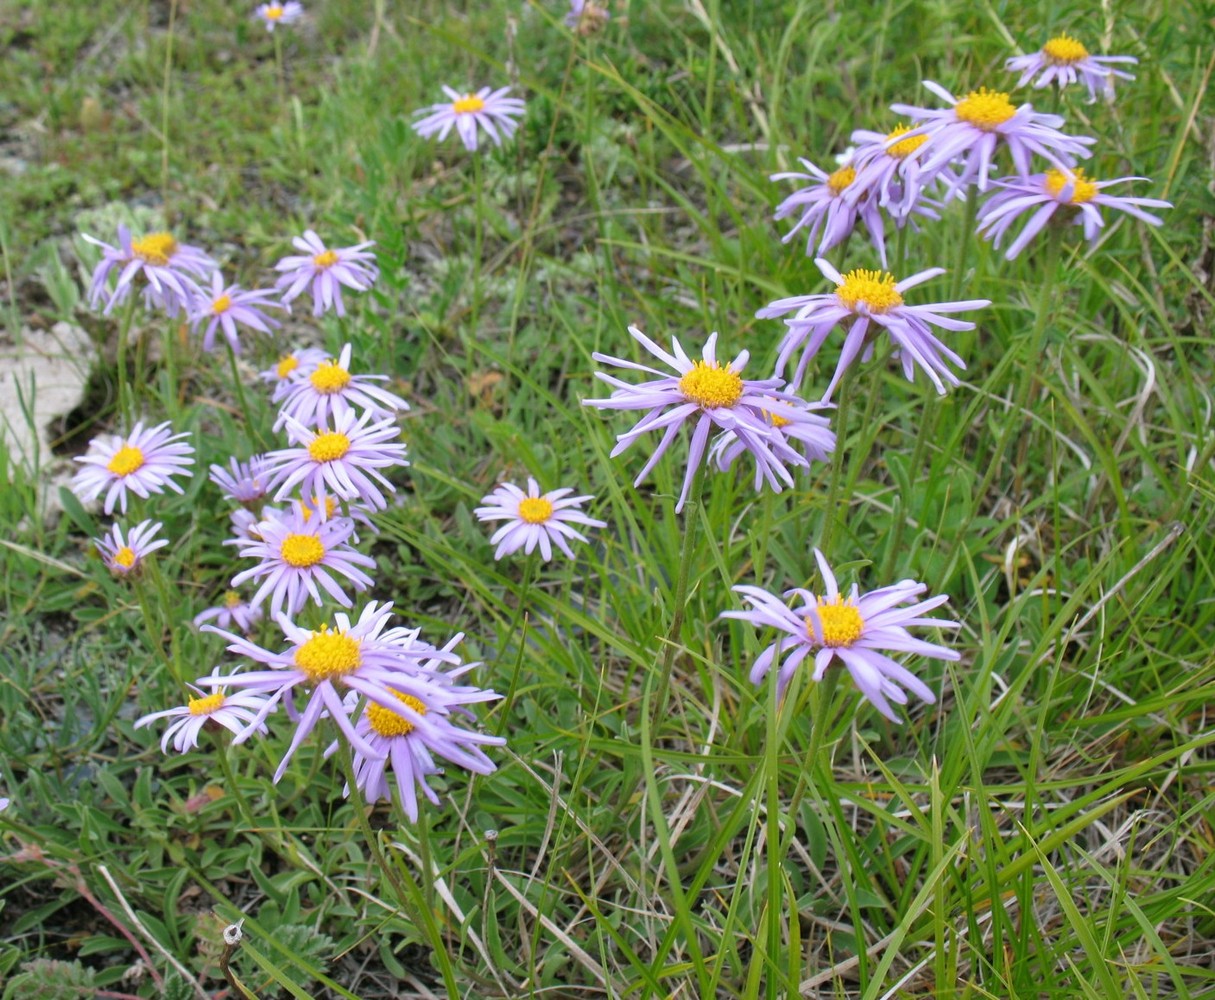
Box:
891, 82, 1095, 192
266, 408, 409, 513
710, 398, 835, 488
474, 477, 606, 561
135, 685, 273, 754
192, 272, 284, 354
722, 549, 959, 722
977, 169, 1170, 259
260, 347, 329, 402
275, 343, 409, 431
198, 602, 463, 781
757, 258, 990, 399
230, 503, 376, 617
845, 124, 961, 220
193, 590, 263, 634
325, 658, 504, 821
275, 231, 378, 318
583, 327, 816, 511
566, 0, 610, 34
210, 455, 273, 505
770, 156, 889, 264
1006, 34, 1137, 103
72, 421, 195, 515
94, 519, 168, 575
82, 225, 214, 316
255, 2, 303, 30
412, 85, 526, 152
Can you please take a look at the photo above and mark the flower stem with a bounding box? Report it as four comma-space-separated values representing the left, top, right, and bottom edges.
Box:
651, 462, 707, 724
225, 342, 267, 450
115, 296, 139, 425
817, 368, 854, 560
493, 555, 536, 738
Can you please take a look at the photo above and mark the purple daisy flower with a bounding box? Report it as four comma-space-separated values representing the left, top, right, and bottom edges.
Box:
135, 685, 273, 754
1006, 34, 1137, 103
82, 225, 215, 316
266, 408, 409, 513
891, 82, 1095, 193
977, 169, 1171, 260
474, 477, 607, 561
274, 343, 409, 431
326, 671, 505, 820
255, 1, 303, 30
710, 398, 835, 488
757, 258, 991, 399
411, 85, 526, 152
0, 796, 7, 812
71, 421, 195, 515
209, 455, 274, 505
230, 503, 376, 617
566, 0, 610, 33
197, 602, 463, 781
193, 590, 263, 633
583, 326, 816, 511
192, 272, 284, 354
845, 124, 962, 220
94, 519, 169, 576
274, 231, 378, 318
722, 549, 960, 723
260, 347, 330, 403
770, 157, 889, 264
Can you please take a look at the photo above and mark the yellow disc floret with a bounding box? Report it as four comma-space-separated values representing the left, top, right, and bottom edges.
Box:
886, 124, 929, 160
264, 4, 285, 19
1042, 34, 1089, 65
280, 533, 325, 568
223, 590, 243, 608
313, 249, 339, 269
188, 692, 227, 716
452, 95, 487, 115
807, 596, 864, 647
366, 691, 428, 738
294, 626, 361, 683
835, 269, 904, 313
276, 354, 301, 379
679, 361, 744, 409
113, 547, 137, 569
309, 361, 353, 394
106, 444, 146, 477
308, 431, 351, 463
954, 88, 1017, 131
1044, 168, 1098, 204
211, 294, 232, 314
827, 165, 856, 195
131, 232, 177, 267
517, 497, 554, 524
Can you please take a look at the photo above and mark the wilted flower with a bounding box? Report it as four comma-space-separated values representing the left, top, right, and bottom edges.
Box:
135, 685, 273, 754
1006, 34, 1137, 102
192, 272, 284, 354
583, 326, 819, 510
274, 343, 409, 430
891, 82, 1095, 192
411, 85, 526, 152
275, 231, 378, 318
757, 258, 990, 398
722, 549, 960, 722
770, 156, 888, 263
72, 421, 195, 515
82, 225, 215, 316
193, 590, 263, 633
94, 519, 168, 575
977, 169, 1170, 259
565, 0, 610, 33
474, 477, 606, 561
255, 2, 304, 30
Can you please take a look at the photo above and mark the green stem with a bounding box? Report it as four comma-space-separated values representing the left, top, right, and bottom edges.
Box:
493, 556, 536, 738
651, 463, 707, 724
951, 191, 980, 300
470, 154, 485, 365
213, 730, 259, 835
160, 0, 178, 207
339, 745, 411, 905
115, 296, 139, 426
817, 369, 854, 559
225, 343, 266, 450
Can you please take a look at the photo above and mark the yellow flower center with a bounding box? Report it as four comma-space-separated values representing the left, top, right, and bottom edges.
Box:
265, 4, 284, 19
131, 232, 177, 267
679, 361, 744, 409
294, 626, 361, 683
223, 590, 243, 608
835, 269, 904, 313
885, 124, 929, 160
954, 88, 1017, 131
807, 596, 864, 647
452, 95, 487, 115
366, 691, 428, 738
113, 547, 137, 568
1042, 34, 1089, 65
764, 409, 791, 429
1043, 168, 1098, 204
188, 692, 227, 716
517, 497, 554, 524
301, 496, 339, 522
313, 249, 339, 269
307, 431, 351, 463
280, 533, 325, 568
106, 444, 146, 477
309, 361, 353, 394
827, 165, 856, 195
211, 293, 232, 314
275, 354, 301, 379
